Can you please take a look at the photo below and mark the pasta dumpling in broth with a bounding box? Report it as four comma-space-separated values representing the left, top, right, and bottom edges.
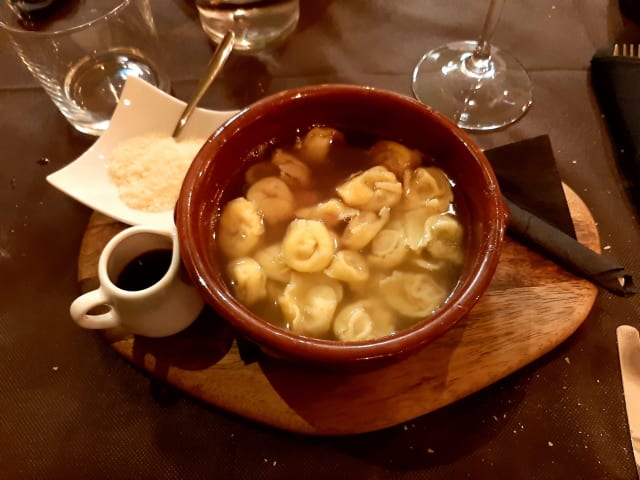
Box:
324, 250, 370, 286
380, 270, 449, 318
295, 199, 359, 228
271, 149, 312, 188
423, 214, 465, 264
369, 140, 422, 179
333, 299, 395, 342
402, 167, 454, 212
410, 256, 449, 273
244, 161, 279, 185
336, 166, 402, 211
367, 226, 409, 270
400, 207, 434, 252
341, 207, 390, 250
282, 219, 337, 272
297, 127, 345, 165
226, 257, 267, 307
218, 197, 265, 259
253, 243, 291, 284
278, 272, 344, 338
246, 176, 295, 225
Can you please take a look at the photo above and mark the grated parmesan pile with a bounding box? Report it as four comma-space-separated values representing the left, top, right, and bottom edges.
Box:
108, 134, 204, 212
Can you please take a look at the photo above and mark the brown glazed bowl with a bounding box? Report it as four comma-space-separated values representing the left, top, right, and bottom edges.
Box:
176, 84, 508, 369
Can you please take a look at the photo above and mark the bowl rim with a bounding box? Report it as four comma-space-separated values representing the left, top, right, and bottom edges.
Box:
176, 83, 508, 364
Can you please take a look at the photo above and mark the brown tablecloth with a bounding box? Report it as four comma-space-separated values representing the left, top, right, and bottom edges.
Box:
2, 1, 640, 478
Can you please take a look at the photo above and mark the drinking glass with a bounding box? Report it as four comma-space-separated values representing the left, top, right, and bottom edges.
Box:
412, 0, 532, 131
0, 0, 170, 136
196, 0, 299, 52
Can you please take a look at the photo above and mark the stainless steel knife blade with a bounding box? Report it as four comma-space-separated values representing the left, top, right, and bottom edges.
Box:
616, 325, 640, 477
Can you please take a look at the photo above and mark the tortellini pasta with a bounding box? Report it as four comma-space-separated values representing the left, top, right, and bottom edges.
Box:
282, 219, 337, 272
400, 207, 433, 252
244, 161, 279, 185
333, 299, 395, 342
410, 256, 448, 273
278, 273, 343, 338
341, 207, 390, 250
402, 167, 453, 213
271, 149, 312, 188
336, 166, 402, 211
324, 250, 370, 286
297, 127, 345, 165
219, 129, 465, 342
218, 197, 264, 258
397, 203, 458, 253
246, 176, 295, 225
253, 243, 291, 283
379, 271, 449, 318
423, 214, 465, 264
226, 257, 267, 306
369, 140, 422, 179
367, 226, 409, 270
295, 199, 358, 227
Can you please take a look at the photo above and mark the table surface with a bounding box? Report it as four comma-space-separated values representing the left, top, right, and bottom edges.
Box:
3, 1, 640, 478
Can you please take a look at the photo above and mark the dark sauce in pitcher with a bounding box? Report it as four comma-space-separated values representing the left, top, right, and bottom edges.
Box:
116, 249, 173, 292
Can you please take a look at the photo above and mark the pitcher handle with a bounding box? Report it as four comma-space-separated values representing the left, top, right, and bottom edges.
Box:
69, 288, 120, 330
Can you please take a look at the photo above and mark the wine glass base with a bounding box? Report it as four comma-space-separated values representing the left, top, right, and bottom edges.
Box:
412, 40, 533, 131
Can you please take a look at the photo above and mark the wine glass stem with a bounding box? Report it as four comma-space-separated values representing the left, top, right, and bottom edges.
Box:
467, 0, 505, 74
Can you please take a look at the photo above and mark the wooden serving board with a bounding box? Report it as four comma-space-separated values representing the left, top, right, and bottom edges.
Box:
77, 186, 599, 436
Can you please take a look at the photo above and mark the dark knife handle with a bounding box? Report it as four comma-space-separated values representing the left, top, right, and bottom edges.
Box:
504, 196, 635, 297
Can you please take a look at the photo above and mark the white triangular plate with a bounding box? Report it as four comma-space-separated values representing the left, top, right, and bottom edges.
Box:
47, 76, 239, 229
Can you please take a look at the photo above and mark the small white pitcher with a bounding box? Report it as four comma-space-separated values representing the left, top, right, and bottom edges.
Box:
70, 225, 204, 337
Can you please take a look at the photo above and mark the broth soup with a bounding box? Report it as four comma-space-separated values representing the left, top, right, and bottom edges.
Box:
216, 127, 465, 342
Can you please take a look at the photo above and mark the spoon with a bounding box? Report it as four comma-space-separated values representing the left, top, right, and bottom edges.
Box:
172, 29, 235, 138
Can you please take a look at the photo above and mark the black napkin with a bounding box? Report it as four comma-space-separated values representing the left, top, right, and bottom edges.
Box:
484, 135, 635, 297
591, 48, 640, 198
620, 0, 640, 25
486, 136, 575, 238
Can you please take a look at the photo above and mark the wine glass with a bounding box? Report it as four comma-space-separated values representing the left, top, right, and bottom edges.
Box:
412, 0, 532, 131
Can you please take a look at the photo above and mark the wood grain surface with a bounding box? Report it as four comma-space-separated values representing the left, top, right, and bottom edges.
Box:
77, 186, 599, 436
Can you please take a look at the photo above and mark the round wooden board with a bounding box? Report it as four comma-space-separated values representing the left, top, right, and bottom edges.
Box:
77, 186, 599, 436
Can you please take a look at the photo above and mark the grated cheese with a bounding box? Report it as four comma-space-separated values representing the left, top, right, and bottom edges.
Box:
108, 134, 204, 212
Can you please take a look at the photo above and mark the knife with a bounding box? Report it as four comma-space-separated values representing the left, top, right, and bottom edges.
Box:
616, 325, 640, 477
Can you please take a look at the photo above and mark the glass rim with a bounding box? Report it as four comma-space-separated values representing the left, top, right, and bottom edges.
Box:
0, 0, 133, 37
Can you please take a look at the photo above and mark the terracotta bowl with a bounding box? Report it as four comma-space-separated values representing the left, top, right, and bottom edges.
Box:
175, 84, 508, 368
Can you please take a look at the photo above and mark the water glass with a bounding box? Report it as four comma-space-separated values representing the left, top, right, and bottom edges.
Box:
196, 0, 299, 52
0, 0, 170, 136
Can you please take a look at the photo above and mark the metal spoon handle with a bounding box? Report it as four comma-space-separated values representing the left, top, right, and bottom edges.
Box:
172, 30, 236, 138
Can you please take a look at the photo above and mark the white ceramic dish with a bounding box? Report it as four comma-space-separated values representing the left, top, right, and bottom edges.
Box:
47, 76, 239, 229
